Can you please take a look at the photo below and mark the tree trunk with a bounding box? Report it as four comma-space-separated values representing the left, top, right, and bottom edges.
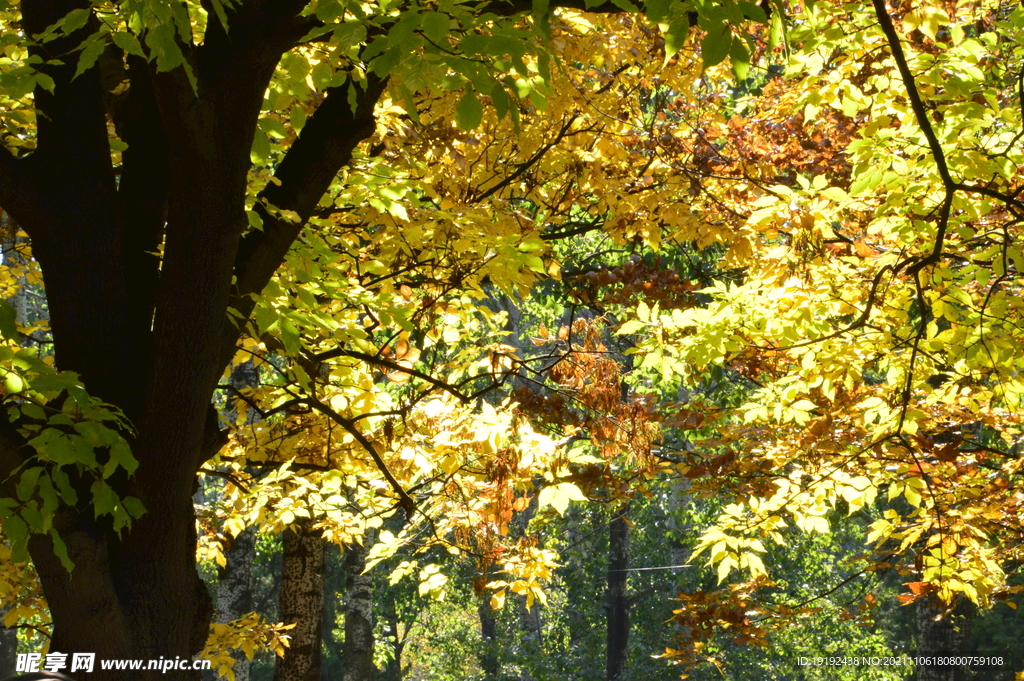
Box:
517, 595, 542, 681
380, 596, 411, 681
274, 519, 327, 681
343, 535, 375, 681
915, 595, 974, 681
477, 594, 501, 681
216, 526, 256, 681
667, 479, 692, 594
0, 0, 386, 674
606, 506, 630, 681
213, 360, 260, 681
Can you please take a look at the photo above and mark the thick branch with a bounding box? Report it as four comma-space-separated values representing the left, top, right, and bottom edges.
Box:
219, 76, 389, 370
870, 0, 952, 188
312, 347, 472, 403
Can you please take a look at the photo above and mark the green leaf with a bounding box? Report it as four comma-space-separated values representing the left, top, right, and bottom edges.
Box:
311, 62, 334, 91
422, 11, 451, 45
247, 210, 264, 231
63, 8, 91, 34
34, 72, 56, 93
455, 90, 484, 130
646, 0, 672, 24
0, 300, 18, 341
51, 468, 78, 505
490, 83, 510, 121
50, 528, 75, 572
15, 467, 41, 502
207, 0, 231, 31
2, 513, 27, 545
663, 14, 691, 66
251, 132, 271, 162
91, 479, 118, 518
122, 496, 146, 519
3, 372, 24, 394
74, 32, 108, 80
730, 38, 750, 80
259, 117, 288, 140
112, 31, 146, 58
701, 22, 732, 70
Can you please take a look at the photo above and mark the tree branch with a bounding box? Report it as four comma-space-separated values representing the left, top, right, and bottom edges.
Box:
219, 75, 389, 370
303, 395, 418, 518
312, 347, 472, 403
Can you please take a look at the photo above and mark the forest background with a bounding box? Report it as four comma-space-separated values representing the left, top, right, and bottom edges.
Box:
0, 0, 1024, 679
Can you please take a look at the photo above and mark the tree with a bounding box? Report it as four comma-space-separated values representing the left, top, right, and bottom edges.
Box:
11, 0, 1023, 677
1, 0, 761, 674
616, 0, 1024, 673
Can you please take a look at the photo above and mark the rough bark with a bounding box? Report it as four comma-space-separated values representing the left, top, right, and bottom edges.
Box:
343, 535, 375, 681
216, 527, 256, 681
606, 506, 630, 681
915, 595, 974, 681
274, 519, 327, 681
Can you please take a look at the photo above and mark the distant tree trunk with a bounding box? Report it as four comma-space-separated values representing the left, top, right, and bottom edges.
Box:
513, 482, 542, 681
518, 593, 542, 681
667, 479, 692, 594
564, 505, 587, 653
343, 533, 375, 681
213, 360, 260, 681
380, 596, 412, 681
274, 518, 327, 681
478, 585, 501, 681
216, 526, 256, 681
607, 505, 630, 681
915, 595, 974, 681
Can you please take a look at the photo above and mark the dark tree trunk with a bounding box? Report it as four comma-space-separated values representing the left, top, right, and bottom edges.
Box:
274, 519, 327, 681
343, 536, 375, 681
518, 595, 542, 681
0, 1, 386, 677
380, 596, 411, 681
477, 595, 501, 681
915, 595, 974, 681
606, 506, 630, 681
